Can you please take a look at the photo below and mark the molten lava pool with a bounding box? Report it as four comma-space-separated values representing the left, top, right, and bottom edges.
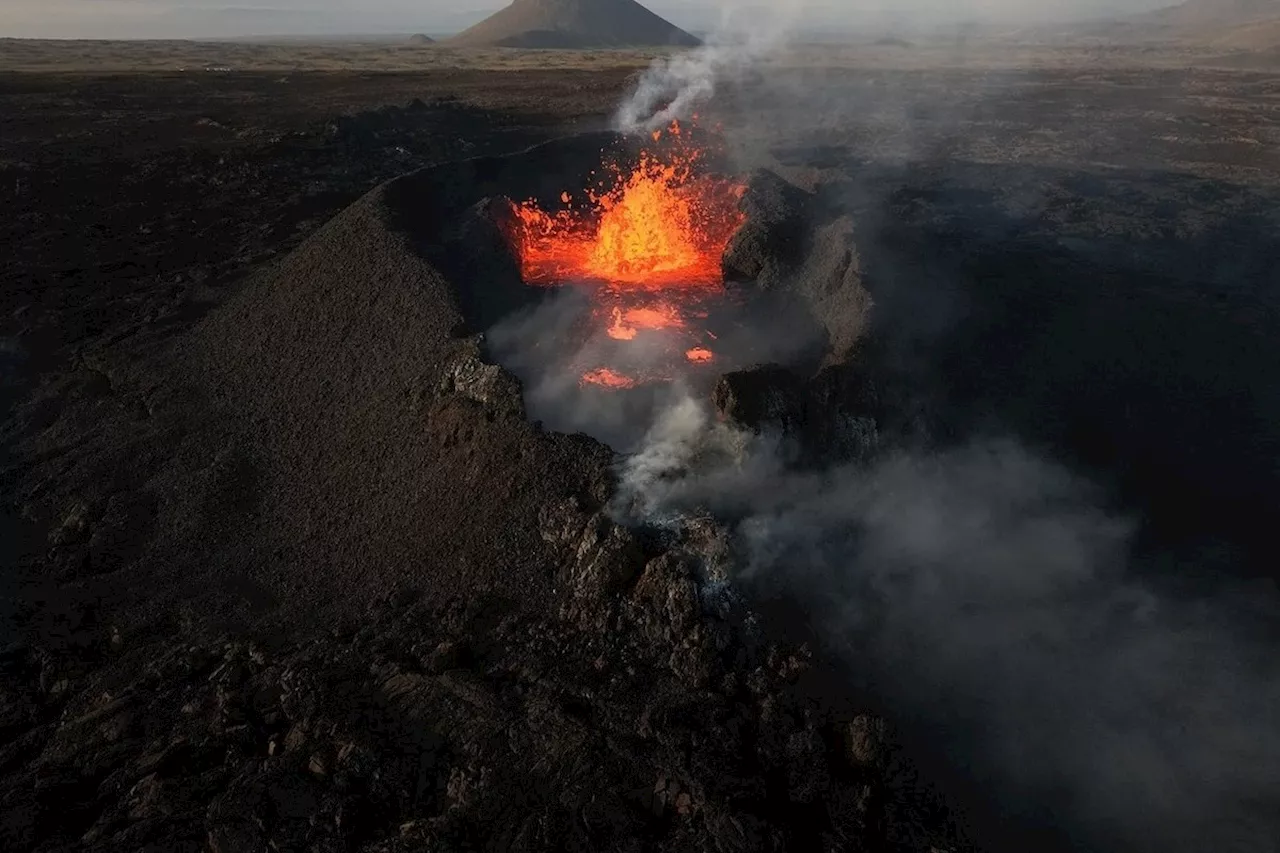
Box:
506, 122, 745, 389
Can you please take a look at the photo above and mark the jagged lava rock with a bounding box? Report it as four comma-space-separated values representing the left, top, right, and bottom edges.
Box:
723, 169, 872, 363
722, 169, 813, 286
712, 365, 806, 434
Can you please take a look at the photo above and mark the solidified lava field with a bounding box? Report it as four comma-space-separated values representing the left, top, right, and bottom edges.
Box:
3, 46, 1280, 853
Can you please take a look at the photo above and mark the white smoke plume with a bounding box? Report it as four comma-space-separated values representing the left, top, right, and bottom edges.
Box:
614, 2, 805, 133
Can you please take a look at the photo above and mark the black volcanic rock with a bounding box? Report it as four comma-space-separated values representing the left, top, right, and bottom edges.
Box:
436, 196, 533, 335
722, 169, 812, 285
713, 362, 882, 463
793, 215, 871, 361
183, 173, 613, 621
712, 364, 806, 434
629, 552, 701, 646
9, 70, 1280, 853
723, 170, 871, 363
712, 174, 887, 446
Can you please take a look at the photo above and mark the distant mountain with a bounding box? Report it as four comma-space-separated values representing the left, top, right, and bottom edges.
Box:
450, 0, 699, 49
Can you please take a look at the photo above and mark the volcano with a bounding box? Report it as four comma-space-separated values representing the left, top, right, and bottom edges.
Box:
449, 0, 700, 49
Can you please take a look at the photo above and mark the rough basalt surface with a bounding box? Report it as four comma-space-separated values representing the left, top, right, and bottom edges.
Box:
722, 170, 814, 286
723, 169, 873, 365
711, 361, 885, 465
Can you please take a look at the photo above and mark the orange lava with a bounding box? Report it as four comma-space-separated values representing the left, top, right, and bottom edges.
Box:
506, 122, 743, 390
581, 367, 637, 389
606, 304, 686, 340
510, 122, 744, 289
624, 304, 686, 329
606, 308, 639, 341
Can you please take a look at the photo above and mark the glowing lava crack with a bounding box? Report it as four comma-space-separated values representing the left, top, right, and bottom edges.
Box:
507, 122, 745, 389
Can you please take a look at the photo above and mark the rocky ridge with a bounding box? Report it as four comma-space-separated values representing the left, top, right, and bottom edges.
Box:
1, 133, 966, 852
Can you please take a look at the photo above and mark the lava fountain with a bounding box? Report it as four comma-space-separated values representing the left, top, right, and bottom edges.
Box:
505, 122, 745, 389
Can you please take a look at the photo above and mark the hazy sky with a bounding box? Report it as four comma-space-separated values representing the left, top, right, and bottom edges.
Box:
3, 0, 1177, 40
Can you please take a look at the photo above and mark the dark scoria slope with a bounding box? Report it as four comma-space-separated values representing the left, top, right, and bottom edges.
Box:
174, 134, 629, 623
0, 135, 969, 852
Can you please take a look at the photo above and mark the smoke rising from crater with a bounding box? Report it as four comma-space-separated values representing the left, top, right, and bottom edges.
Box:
615, 2, 805, 133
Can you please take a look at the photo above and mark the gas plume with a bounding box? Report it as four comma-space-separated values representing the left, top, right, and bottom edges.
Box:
614, 390, 1280, 853
615, 2, 805, 133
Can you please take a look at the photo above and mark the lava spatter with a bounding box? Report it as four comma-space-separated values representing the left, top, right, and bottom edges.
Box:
507, 121, 742, 387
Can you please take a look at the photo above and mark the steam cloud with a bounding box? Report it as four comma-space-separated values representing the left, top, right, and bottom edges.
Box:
613, 392, 1280, 853
615, 34, 763, 133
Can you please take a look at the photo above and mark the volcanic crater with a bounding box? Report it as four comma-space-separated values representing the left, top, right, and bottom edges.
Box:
398, 125, 880, 457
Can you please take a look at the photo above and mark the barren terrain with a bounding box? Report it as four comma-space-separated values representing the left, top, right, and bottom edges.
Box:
3, 39, 1279, 853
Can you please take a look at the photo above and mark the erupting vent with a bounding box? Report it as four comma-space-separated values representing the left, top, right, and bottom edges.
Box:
506, 122, 745, 389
